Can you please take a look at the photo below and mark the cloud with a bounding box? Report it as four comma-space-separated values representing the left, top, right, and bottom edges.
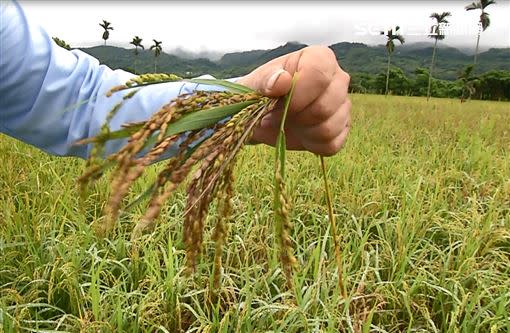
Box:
20, 0, 509, 56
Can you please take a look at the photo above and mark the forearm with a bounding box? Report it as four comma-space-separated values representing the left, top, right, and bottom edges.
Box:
0, 0, 226, 159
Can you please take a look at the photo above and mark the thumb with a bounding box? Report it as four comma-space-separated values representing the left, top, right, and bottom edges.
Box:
239, 67, 293, 97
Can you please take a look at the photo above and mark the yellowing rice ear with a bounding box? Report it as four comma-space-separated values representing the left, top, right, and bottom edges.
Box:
273, 73, 298, 288
77, 73, 319, 291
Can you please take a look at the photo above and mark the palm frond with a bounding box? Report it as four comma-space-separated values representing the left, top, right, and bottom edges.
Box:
100, 20, 113, 30
466, 1, 482, 10
393, 34, 405, 44
430, 12, 441, 20
480, 12, 491, 30
432, 11, 451, 24
440, 11, 452, 22
150, 40, 163, 56
481, 0, 496, 9
382, 25, 404, 54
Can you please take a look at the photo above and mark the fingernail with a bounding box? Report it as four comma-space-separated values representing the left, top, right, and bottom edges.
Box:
267, 68, 286, 91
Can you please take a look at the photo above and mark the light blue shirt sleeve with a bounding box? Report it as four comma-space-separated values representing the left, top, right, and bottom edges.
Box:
0, 0, 232, 159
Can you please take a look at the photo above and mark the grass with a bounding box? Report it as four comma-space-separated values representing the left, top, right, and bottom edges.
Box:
1, 94, 509, 332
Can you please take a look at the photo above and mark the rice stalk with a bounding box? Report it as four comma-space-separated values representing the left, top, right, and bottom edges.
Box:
78, 73, 322, 291
320, 156, 347, 298
78, 75, 273, 270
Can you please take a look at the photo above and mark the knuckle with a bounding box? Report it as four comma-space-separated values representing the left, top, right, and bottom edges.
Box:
308, 68, 331, 94
345, 97, 352, 109
329, 136, 346, 155
322, 129, 349, 156
335, 66, 350, 85
343, 72, 351, 85
320, 126, 336, 142
304, 46, 338, 81
308, 45, 336, 59
323, 46, 337, 60
314, 101, 335, 122
320, 142, 340, 157
310, 126, 336, 146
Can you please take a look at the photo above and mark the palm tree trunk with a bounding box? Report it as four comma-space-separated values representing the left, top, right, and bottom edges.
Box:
385, 53, 392, 96
154, 58, 157, 73
473, 30, 481, 66
427, 38, 438, 101
134, 47, 138, 74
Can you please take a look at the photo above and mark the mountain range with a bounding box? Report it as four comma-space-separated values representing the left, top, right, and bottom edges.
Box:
79, 42, 509, 81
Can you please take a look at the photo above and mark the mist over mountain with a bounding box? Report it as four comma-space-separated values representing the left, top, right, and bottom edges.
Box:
79, 41, 509, 80
168, 47, 224, 61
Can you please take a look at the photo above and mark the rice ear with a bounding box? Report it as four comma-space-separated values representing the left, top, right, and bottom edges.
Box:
78, 76, 303, 291
273, 73, 299, 288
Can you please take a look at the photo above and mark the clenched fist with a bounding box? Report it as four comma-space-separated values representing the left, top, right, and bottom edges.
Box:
238, 45, 351, 156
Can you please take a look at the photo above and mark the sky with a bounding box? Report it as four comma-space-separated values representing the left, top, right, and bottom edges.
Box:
20, 1, 510, 58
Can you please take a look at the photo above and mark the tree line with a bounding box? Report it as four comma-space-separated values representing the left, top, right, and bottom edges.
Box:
378, 0, 499, 101
52, 0, 507, 102
349, 66, 510, 101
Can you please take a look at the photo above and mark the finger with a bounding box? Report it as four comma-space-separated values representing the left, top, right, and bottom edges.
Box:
250, 114, 304, 150
299, 98, 351, 143
287, 48, 338, 113
290, 70, 349, 126
237, 65, 293, 97
253, 94, 351, 152
304, 120, 351, 156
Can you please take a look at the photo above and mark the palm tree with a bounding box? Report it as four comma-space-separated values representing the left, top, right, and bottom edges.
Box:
465, 0, 496, 65
150, 39, 163, 72
427, 12, 451, 100
380, 26, 405, 96
130, 36, 144, 74
99, 20, 113, 46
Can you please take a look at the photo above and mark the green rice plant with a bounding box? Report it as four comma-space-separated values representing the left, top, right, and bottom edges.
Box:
2, 94, 509, 331
77, 73, 341, 291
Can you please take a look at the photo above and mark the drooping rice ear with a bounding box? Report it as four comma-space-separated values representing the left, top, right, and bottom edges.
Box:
273, 73, 299, 288
211, 166, 234, 290
78, 76, 306, 292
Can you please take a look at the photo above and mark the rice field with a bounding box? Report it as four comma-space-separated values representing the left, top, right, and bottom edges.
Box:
1, 94, 509, 332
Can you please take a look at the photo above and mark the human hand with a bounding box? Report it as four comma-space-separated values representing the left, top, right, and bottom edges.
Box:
237, 45, 351, 156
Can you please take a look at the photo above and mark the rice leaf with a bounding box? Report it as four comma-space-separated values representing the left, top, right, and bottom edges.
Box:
275, 73, 298, 177
75, 125, 144, 145
78, 81, 253, 147
122, 183, 157, 213
185, 79, 255, 94
162, 100, 257, 135
143, 100, 257, 149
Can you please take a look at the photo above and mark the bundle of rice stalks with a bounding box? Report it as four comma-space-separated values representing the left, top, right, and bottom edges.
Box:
77, 73, 343, 292
76, 74, 295, 283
